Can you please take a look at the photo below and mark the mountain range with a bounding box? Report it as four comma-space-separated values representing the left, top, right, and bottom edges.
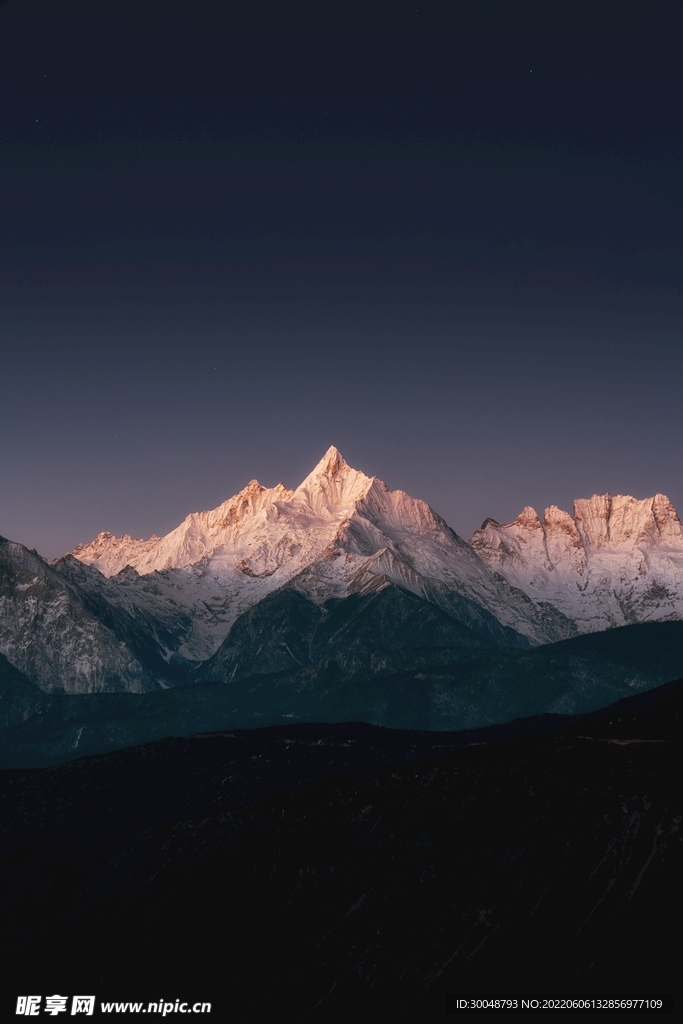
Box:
2, 447, 683, 765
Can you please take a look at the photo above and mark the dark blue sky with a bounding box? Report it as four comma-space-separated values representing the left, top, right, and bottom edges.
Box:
1, 0, 683, 557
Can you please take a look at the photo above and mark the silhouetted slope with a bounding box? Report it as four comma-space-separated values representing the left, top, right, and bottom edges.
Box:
0, 651, 42, 729
0, 679, 680, 1020
196, 581, 501, 683
3, 621, 683, 769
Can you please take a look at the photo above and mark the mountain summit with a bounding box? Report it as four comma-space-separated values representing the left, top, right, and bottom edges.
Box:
292, 446, 374, 515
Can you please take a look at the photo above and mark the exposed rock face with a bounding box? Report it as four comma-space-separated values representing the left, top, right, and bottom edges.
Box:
471, 492, 683, 632
0, 538, 159, 694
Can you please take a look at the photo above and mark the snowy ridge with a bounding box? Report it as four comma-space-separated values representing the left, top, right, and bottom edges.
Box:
471, 493, 683, 632
72, 448, 375, 579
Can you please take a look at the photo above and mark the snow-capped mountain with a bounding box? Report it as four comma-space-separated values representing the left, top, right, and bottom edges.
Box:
67, 447, 575, 668
471, 493, 683, 633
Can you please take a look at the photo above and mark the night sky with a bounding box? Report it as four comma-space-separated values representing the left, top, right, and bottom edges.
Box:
1, 0, 683, 558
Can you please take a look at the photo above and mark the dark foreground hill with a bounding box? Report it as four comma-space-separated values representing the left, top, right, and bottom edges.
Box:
3, 620, 683, 769
0, 678, 681, 1021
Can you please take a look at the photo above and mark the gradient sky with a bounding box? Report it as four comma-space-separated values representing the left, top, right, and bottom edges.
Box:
1, 0, 683, 558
